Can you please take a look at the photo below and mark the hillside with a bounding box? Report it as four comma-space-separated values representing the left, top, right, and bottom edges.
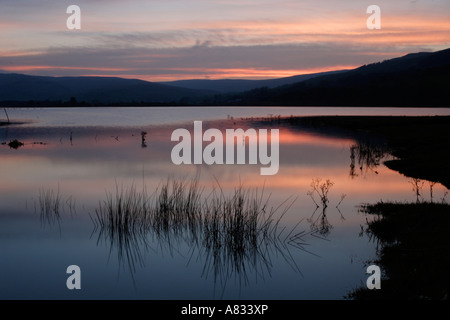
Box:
0, 74, 211, 104
1, 48, 449, 107
213, 48, 450, 107
159, 70, 347, 94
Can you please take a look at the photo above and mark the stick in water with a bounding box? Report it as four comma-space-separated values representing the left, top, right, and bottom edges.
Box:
4, 108, 10, 124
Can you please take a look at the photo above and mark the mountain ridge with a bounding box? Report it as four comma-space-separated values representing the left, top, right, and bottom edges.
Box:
1, 48, 449, 107
159, 70, 348, 93
208, 48, 450, 107
0, 73, 213, 104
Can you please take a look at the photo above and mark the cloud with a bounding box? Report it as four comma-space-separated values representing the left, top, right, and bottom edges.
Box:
0, 43, 414, 81
0, 0, 449, 80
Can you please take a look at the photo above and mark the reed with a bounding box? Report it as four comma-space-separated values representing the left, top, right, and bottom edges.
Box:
37, 186, 62, 230
92, 177, 305, 284
93, 178, 294, 241
3, 108, 10, 124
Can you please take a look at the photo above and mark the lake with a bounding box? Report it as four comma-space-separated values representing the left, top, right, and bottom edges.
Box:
1, 106, 449, 300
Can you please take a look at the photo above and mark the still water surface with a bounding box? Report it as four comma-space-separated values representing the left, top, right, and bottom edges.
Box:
1, 107, 448, 299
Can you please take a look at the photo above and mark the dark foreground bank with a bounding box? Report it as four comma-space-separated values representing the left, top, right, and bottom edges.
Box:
347, 201, 450, 300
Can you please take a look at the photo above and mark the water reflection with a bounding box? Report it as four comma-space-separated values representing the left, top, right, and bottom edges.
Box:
90, 178, 318, 295
141, 131, 147, 148
349, 140, 390, 179
92, 218, 149, 287
308, 207, 332, 236
305, 178, 347, 237
36, 187, 62, 231
4, 110, 445, 299
34, 186, 77, 231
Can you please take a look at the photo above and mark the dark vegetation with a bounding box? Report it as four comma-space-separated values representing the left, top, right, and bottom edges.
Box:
172, 48, 450, 106
5, 139, 24, 149
160, 70, 347, 93
0, 74, 212, 106
218, 49, 450, 107
346, 201, 450, 300
261, 114, 450, 300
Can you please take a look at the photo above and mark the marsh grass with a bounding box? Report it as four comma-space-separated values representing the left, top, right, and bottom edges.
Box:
92, 177, 311, 289
35, 185, 77, 233
37, 187, 62, 232
93, 178, 299, 246
91, 183, 154, 280
198, 184, 301, 288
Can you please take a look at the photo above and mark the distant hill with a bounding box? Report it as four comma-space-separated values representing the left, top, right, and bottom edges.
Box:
159, 70, 348, 93
0, 74, 212, 104
1, 48, 449, 107
0, 70, 346, 106
212, 48, 450, 107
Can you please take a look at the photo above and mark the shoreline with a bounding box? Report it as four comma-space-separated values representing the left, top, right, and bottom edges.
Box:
265, 115, 450, 189
3, 112, 450, 189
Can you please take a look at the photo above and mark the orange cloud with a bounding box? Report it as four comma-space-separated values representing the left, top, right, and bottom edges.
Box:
83, 66, 356, 82
1, 5, 449, 81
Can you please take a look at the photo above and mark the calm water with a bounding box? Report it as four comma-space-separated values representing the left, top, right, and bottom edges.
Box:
1, 107, 449, 300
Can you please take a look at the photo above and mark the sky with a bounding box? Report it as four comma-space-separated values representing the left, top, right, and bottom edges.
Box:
0, 0, 449, 81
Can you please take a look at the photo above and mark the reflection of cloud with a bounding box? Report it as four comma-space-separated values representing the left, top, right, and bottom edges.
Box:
0, 120, 418, 197
2, 117, 448, 216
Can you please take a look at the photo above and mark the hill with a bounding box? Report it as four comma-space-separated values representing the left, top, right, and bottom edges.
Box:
0, 74, 212, 105
214, 48, 450, 107
159, 70, 347, 94
1, 48, 449, 107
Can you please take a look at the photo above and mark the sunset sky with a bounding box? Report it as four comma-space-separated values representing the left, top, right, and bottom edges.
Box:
1, 0, 449, 81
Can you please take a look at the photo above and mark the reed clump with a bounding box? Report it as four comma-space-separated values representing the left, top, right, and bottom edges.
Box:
38, 187, 62, 227
35, 186, 77, 231
93, 178, 295, 245
92, 177, 305, 281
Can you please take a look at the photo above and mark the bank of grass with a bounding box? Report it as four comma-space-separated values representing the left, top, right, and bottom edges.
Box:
346, 201, 450, 300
